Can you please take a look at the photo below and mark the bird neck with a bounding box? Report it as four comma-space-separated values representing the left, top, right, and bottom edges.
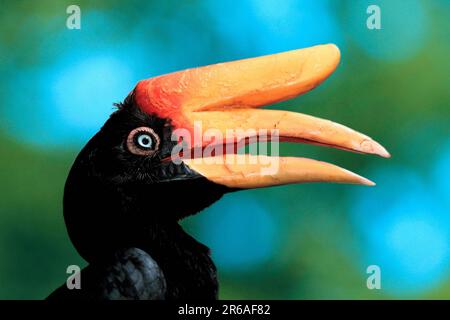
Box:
64, 167, 220, 300
136, 221, 218, 300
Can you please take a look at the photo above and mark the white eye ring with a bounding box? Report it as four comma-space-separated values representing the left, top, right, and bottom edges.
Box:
137, 134, 153, 149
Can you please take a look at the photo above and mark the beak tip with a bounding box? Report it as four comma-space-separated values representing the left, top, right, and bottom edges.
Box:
379, 147, 391, 159
377, 146, 391, 158
327, 43, 341, 58
317, 43, 341, 73
361, 139, 391, 158
352, 172, 375, 187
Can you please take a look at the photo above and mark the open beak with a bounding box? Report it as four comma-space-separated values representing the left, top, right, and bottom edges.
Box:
134, 44, 390, 189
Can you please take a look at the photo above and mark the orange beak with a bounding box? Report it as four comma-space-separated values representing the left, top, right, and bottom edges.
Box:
134, 44, 390, 189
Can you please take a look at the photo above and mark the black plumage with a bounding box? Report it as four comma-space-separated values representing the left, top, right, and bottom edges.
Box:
48, 95, 228, 300
47, 45, 389, 300
48, 248, 166, 299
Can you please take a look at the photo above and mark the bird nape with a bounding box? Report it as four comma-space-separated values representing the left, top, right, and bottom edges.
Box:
47, 44, 389, 300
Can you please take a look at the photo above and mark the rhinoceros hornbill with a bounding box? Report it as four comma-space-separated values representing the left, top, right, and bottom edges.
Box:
47, 44, 389, 300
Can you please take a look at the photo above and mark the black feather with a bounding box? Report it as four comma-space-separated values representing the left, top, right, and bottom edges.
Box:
49, 93, 228, 300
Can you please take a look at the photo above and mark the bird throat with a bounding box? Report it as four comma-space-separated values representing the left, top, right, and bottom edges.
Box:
64, 164, 221, 300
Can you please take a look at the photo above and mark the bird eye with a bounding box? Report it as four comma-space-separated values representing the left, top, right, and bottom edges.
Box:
127, 127, 160, 156
137, 134, 153, 149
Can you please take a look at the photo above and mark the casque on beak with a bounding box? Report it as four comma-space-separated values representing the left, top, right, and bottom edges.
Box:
134, 44, 390, 189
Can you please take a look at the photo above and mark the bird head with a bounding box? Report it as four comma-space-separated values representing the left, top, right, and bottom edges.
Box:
64, 44, 389, 261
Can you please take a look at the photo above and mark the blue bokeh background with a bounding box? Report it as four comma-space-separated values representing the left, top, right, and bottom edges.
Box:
0, 0, 449, 299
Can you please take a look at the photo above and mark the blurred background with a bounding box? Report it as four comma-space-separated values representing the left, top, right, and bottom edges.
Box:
0, 0, 449, 299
